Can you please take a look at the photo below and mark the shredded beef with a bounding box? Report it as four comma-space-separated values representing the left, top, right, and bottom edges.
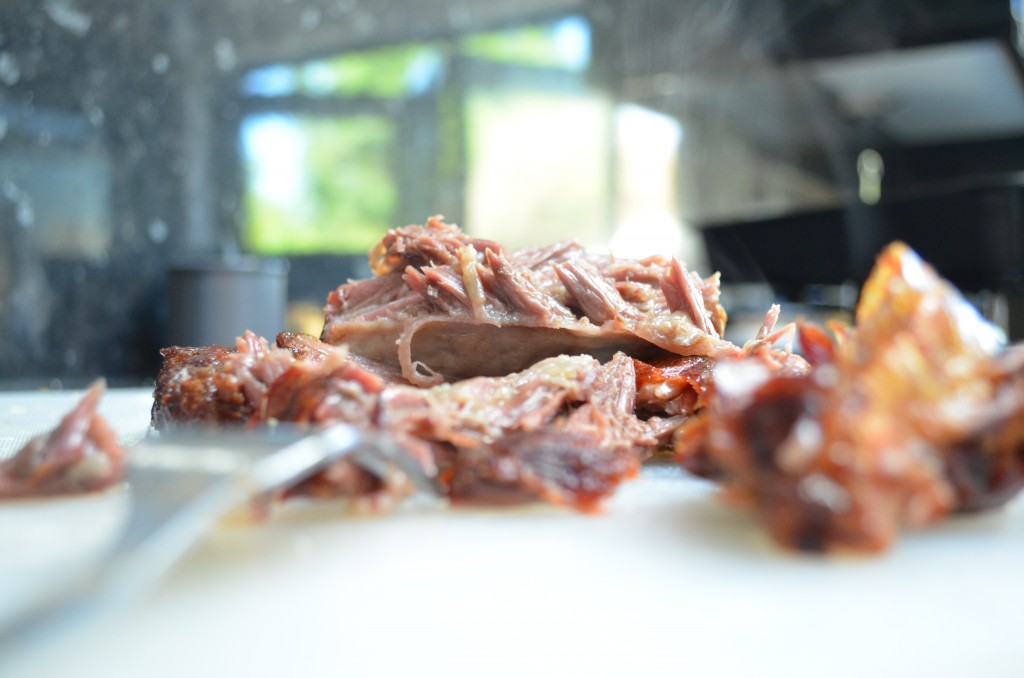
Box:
151, 331, 403, 430
148, 219, 797, 512
21, 215, 1023, 556
152, 330, 656, 511
376, 352, 653, 510
322, 216, 736, 386
151, 333, 403, 507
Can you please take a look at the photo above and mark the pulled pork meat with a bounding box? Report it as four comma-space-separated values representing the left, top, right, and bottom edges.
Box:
150, 334, 293, 428
677, 242, 1023, 553
322, 216, 736, 386
1, 381, 124, 498
20, 216, 1024, 557
153, 332, 409, 508
377, 352, 652, 511
149, 220, 792, 512
154, 333, 655, 511
151, 331, 401, 428
633, 305, 807, 447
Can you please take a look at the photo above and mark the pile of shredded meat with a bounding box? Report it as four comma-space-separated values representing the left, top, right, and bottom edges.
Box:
150, 330, 654, 511
146, 217, 760, 511
12, 216, 1024, 556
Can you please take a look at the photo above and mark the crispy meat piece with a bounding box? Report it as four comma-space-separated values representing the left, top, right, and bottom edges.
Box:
1, 381, 124, 498
677, 243, 1023, 553
151, 332, 296, 428
150, 343, 245, 428
634, 355, 715, 420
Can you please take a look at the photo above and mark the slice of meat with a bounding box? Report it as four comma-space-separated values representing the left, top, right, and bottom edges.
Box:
676, 242, 1024, 553
1, 381, 124, 498
322, 217, 737, 386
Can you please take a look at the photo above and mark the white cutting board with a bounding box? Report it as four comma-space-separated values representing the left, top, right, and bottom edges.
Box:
1, 388, 1023, 678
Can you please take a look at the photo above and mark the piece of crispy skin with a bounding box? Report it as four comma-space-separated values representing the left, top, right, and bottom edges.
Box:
677, 243, 1024, 553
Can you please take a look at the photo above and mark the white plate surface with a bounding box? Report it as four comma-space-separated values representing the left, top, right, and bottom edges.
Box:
1, 388, 1023, 678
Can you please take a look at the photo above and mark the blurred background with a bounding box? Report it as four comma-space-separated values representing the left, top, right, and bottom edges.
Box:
2, 0, 1024, 388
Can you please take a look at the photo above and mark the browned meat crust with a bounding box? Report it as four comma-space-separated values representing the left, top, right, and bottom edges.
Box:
634, 355, 715, 420
676, 243, 1024, 553
150, 343, 250, 428
632, 305, 808, 449
275, 331, 336, 361
1, 381, 124, 498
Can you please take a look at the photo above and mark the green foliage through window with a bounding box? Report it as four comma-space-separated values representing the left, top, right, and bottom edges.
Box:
245, 116, 395, 254
297, 44, 442, 98
241, 16, 591, 255
460, 25, 575, 69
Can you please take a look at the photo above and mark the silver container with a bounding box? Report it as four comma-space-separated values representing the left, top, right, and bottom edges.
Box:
167, 256, 289, 347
